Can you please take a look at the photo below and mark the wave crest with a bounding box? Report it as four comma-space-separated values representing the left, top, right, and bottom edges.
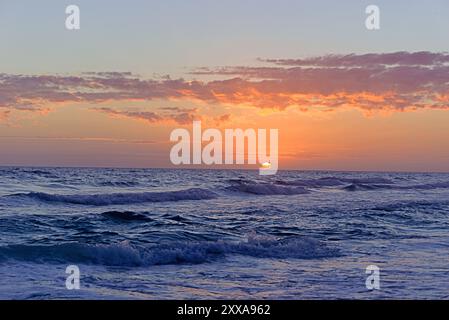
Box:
0, 237, 339, 266
8, 188, 217, 206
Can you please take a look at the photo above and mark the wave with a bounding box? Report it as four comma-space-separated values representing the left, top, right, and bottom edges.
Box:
371, 199, 449, 212
7, 188, 217, 206
226, 181, 308, 195
97, 181, 140, 187
406, 181, 449, 190
343, 183, 393, 191
101, 211, 152, 221
6, 168, 60, 179
227, 177, 449, 194
225, 177, 449, 194
344, 181, 449, 192
0, 237, 340, 266
14, 169, 54, 176
277, 177, 394, 188
227, 177, 395, 194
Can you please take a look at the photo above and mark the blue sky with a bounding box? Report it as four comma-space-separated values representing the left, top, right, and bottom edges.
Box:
1, 0, 448, 76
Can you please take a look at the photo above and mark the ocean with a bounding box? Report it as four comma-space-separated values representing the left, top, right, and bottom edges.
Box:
1, 167, 449, 299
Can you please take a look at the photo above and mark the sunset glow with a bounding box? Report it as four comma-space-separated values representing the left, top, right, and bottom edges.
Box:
1, 1, 448, 172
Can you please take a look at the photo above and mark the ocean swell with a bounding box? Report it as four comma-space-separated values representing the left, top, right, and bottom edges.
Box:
343, 181, 449, 192
226, 181, 308, 195
276, 177, 394, 188
101, 211, 153, 221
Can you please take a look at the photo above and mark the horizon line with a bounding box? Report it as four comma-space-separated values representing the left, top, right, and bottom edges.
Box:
1, 164, 448, 175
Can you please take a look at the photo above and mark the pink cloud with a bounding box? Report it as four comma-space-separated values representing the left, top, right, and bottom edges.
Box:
1, 52, 448, 114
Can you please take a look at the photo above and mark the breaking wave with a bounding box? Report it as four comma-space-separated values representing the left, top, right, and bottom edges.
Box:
270, 176, 449, 192
0, 237, 340, 266
7, 188, 217, 206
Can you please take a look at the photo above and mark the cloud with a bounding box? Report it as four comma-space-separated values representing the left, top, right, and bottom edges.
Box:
216, 113, 231, 122
93, 106, 198, 125
0, 135, 158, 144
189, 51, 449, 111
260, 51, 449, 67
0, 73, 188, 111
1, 52, 448, 114
0, 110, 10, 121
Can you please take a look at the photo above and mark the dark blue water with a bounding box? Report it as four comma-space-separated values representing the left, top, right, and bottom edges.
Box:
1, 167, 449, 299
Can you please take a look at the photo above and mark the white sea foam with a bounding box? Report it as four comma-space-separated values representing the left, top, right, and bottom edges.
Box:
0, 237, 339, 266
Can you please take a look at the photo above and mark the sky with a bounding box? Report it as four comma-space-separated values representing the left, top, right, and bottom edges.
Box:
1, 0, 449, 171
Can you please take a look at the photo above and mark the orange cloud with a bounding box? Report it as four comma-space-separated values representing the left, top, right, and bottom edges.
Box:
1, 52, 448, 116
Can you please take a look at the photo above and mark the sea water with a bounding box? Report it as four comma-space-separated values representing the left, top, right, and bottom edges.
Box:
1, 167, 449, 299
